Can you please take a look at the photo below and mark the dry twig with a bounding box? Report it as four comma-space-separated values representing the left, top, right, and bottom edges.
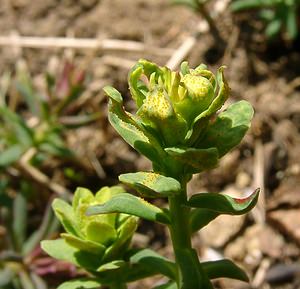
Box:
0, 35, 174, 56
17, 148, 71, 198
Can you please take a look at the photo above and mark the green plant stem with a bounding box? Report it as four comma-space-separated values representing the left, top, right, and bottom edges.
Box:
110, 283, 127, 289
168, 182, 200, 289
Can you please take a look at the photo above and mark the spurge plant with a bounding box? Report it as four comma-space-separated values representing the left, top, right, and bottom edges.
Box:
42, 59, 259, 289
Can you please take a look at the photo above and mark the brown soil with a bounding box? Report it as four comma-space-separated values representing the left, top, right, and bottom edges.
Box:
0, 0, 300, 289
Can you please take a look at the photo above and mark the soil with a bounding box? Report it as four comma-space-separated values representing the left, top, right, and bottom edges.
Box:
0, 0, 300, 289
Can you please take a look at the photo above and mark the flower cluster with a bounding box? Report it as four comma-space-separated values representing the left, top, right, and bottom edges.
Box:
105, 60, 253, 177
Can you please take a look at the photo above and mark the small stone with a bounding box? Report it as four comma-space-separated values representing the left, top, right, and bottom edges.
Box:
200, 214, 245, 248
268, 209, 300, 246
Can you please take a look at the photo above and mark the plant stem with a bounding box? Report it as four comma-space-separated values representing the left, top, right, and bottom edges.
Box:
110, 283, 127, 289
168, 181, 203, 289
198, 3, 225, 47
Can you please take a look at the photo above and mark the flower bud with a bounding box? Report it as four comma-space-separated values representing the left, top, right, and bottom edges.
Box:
127, 60, 227, 147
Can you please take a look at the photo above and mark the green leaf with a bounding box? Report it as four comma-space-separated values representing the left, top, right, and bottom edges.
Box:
128, 65, 146, 108
97, 260, 126, 272
130, 249, 177, 280
231, 0, 274, 11
187, 188, 260, 215
12, 191, 27, 252
86, 193, 170, 224
73, 187, 94, 210
23, 201, 56, 254
189, 209, 219, 232
103, 216, 137, 262
186, 66, 229, 144
285, 6, 298, 39
119, 172, 181, 198
198, 100, 254, 157
171, 0, 200, 10
0, 106, 33, 147
86, 221, 117, 245
180, 61, 190, 76
176, 248, 213, 289
202, 259, 249, 282
57, 278, 102, 289
165, 147, 218, 174
61, 233, 106, 255
0, 145, 25, 167
41, 239, 80, 265
104, 86, 164, 166
265, 19, 282, 38
41, 239, 102, 270
52, 198, 80, 237
152, 281, 177, 289
0, 268, 15, 286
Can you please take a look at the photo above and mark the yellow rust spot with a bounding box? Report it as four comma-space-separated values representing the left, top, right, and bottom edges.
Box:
182, 75, 213, 101
141, 89, 173, 120
141, 172, 160, 187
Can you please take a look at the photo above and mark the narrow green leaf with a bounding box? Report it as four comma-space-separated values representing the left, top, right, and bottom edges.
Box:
23, 201, 55, 254
165, 147, 218, 173
130, 249, 177, 280
119, 172, 181, 198
12, 192, 27, 252
52, 198, 80, 237
30, 272, 48, 289
0, 145, 24, 167
57, 278, 102, 289
19, 270, 35, 289
86, 193, 170, 224
103, 86, 123, 103
16, 62, 42, 118
265, 19, 282, 38
202, 259, 249, 282
197, 100, 254, 157
0, 268, 15, 286
231, 0, 274, 11
285, 6, 298, 39
0, 106, 33, 147
188, 188, 260, 215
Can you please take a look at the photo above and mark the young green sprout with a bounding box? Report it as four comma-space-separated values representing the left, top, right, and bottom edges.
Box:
42, 60, 258, 289
231, 0, 300, 40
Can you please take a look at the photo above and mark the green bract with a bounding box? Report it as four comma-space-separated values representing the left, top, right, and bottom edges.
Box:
105, 59, 253, 177
41, 186, 138, 271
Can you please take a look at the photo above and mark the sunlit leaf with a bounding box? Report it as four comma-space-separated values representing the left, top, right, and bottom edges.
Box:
86, 193, 170, 224
187, 188, 259, 215
197, 100, 254, 157
57, 278, 102, 289
119, 172, 181, 198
